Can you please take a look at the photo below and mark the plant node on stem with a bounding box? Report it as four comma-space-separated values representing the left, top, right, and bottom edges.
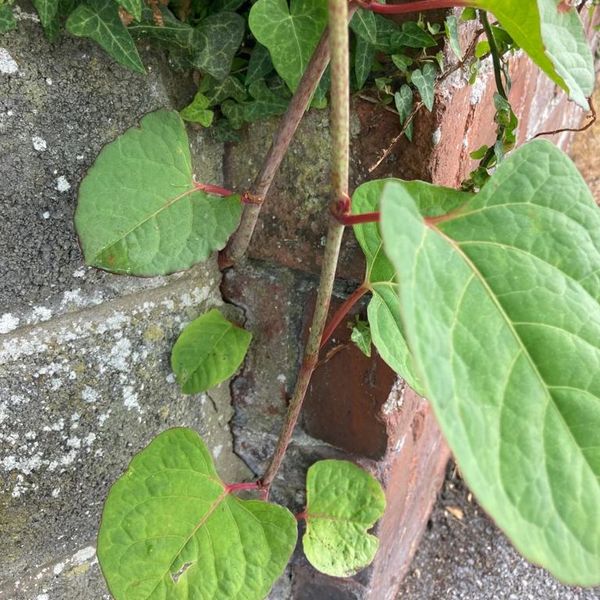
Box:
260, 0, 351, 492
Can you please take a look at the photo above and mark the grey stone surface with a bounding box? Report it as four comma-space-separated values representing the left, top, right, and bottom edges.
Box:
0, 15, 224, 327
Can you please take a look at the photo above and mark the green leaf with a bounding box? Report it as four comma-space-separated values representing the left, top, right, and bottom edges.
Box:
115, 0, 141, 20
350, 319, 372, 357
98, 428, 297, 599
350, 8, 399, 50
171, 309, 252, 394
128, 6, 196, 49
391, 21, 437, 49
180, 92, 214, 127
221, 99, 245, 129
242, 79, 289, 122
0, 2, 16, 32
200, 75, 248, 106
193, 12, 245, 80
66, 0, 145, 74
380, 140, 600, 585
411, 62, 436, 111
302, 460, 386, 577
248, 0, 327, 91
246, 43, 274, 86
394, 84, 414, 142
33, 0, 59, 34
352, 179, 469, 394
75, 110, 242, 275
354, 37, 375, 90
474, 0, 594, 108
445, 14, 462, 59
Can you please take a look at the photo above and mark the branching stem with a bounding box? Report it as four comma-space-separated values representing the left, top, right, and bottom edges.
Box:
261, 0, 351, 490
320, 283, 369, 348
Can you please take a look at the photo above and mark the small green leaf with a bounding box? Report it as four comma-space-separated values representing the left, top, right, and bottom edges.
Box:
354, 36, 375, 90
391, 21, 437, 49
0, 2, 16, 32
193, 12, 245, 80
200, 75, 248, 106
128, 6, 196, 50
221, 99, 245, 129
445, 14, 462, 59
180, 92, 214, 127
303, 460, 386, 577
350, 319, 372, 357
33, 0, 59, 37
411, 62, 436, 111
98, 428, 297, 599
66, 0, 145, 73
474, 0, 594, 108
115, 0, 141, 20
242, 79, 289, 122
381, 140, 600, 585
249, 0, 327, 91
246, 43, 274, 86
171, 309, 251, 394
394, 84, 414, 141
75, 110, 242, 275
350, 8, 398, 50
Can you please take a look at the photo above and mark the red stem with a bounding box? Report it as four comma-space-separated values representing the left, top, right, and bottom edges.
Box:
334, 211, 380, 225
320, 284, 369, 348
194, 182, 235, 197
296, 511, 307, 521
357, 0, 469, 13
225, 481, 262, 494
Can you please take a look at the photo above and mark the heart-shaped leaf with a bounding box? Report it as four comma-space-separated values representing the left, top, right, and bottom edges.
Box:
352, 180, 469, 394
381, 140, 600, 585
476, 0, 594, 108
302, 460, 386, 577
33, 0, 59, 37
171, 309, 252, 394
248, 0, 327, 91
66, 0, 145, 74
98, 428, 297, 599
75, 110, 242, 275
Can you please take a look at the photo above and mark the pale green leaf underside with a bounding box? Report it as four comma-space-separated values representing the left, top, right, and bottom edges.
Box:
303, 460, 385, 577
248, 0, 327, 91
98, 428, 297, 599
475, 0, 594, 108
66, 0, 145, 74
381, 140, 600, 585
352, 180, 469, 394
171, 309, 252, 394
75, 110, 242, 275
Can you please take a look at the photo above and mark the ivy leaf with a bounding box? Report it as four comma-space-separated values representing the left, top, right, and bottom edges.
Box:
128, 6, 196, 49
0, 2, 16, 32
350, 8, 399, 51
391, 21, 437, 49
180, 92, 214, 127
474, 0, 594, 108
200, 75, 248, 106
246, 43, 274, 86
411, 62, 436, 111
75, 110, 242, 275
171, 309, 252, 394
98, 428, 297, 599
350, 320, 372, 357
248, 0, 328, 91
381, 140, 600, 585
302, 460, 386, 577
445, 14, 462, 60
394, 84, 414, 142
66, 0, 145, 74
352, 179, 469, 394
115, 0, 141, 20
193, 12, 245, 80
354, 37, 375, 90
242, 79, 289, 122
33, 0, 59, 37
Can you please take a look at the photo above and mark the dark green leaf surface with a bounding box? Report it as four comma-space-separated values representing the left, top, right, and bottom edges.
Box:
0, 2, 16, 32
246, 43, 274, 86
66, 0, 144, 73
381, 140, 600, 585
391, 21, 437, 49
75, 110, 241, 275
249, 0, 327, 91
475, 0, 594, 108
171, 309, 252, 394
354, 37, 375, 90
303, 460, 385, 577
33, 0, 59, 36
98, 428, 297, 599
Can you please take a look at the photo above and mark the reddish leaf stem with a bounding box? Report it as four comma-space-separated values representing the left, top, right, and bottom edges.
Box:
194, 182, 235, 197
295, 511, 307, 521
334, 211, 380, 225
320, 284, 369, 348
225, 481, 262, 494
356, 0, 469, 14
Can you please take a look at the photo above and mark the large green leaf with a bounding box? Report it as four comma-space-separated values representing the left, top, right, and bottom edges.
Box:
352, 179, 469, 394
66, 0, 144, 73
98, 428, 297, 599
475, 0, 594, 108
171, 309, 252, 394
75, 110, 241, 275
302, 460, 386, 577
380, 140, 600, 585
248, 0, 327, 91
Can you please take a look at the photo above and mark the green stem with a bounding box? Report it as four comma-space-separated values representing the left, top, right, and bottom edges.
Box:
261, 0, 350, 490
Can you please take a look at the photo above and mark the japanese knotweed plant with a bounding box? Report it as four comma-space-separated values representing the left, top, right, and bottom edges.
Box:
68, 0, 600, 598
